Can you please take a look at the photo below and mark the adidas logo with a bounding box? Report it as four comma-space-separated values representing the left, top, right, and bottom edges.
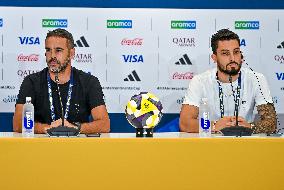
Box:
74, 36, 89, 47
124, 70, 141, 81
277, 41, 284, 49
175, 54, 192, 65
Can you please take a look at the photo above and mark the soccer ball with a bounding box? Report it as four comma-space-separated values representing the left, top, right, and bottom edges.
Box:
125, 92, 163, 128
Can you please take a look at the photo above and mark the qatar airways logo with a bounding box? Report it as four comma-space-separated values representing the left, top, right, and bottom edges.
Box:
275, 55, 284, 64
3, 95, 17, 103
17, 70, 40, 78
172, 37, 195, 47
17, 54, 39, 62
121, 38, 143, 46
75, 53, 92, 63
172, 72, 194, 80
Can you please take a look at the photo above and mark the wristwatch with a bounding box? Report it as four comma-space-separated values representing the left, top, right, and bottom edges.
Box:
250, 122, 256, 131
73, 122, 81, 132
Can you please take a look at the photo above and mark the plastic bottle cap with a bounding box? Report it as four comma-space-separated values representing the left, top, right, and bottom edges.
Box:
26, 97, 31, 102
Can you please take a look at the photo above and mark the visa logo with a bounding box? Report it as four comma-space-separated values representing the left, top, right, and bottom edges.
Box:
235, 21, 259, 30
240, 39, 246, 47
42, 19, 68, 28
123, 55, 144, 63
19, 37, 40, 45
276, 73, 284, 80
107, 20, 132, 28
171, 20, 196, 29
0, 18, 3, 27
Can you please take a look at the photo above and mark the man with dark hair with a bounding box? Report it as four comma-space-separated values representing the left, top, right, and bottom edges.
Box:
179, 29, 276, 134
13, 28, 110, 134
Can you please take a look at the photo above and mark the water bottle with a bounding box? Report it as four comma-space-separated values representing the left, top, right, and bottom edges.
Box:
22, 97, 34, 137
199, 98, 211, 137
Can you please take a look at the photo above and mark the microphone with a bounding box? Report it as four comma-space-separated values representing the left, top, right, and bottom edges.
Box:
228, 75, 239, 127
54, 72, 66, 128
46, 70, 80, 137
220, 74, 253, 136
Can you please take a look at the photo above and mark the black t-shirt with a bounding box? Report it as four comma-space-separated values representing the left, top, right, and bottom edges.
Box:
16, 67, 105, 124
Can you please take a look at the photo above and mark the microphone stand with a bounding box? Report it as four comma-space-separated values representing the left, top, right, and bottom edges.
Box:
55, 72, 66, 128
229, 75, 239, 128
46, 70, 80, 137
220, 75, 253, 136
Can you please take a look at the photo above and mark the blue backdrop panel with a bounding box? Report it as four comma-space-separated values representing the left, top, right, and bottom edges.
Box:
0, 0, 284, 9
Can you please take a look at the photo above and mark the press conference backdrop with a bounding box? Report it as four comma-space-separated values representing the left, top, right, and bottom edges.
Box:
0, 6, 284, 132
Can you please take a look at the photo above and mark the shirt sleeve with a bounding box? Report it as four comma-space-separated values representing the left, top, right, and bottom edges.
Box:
254, 73, 273, 106
16, 76, 35, 105
87, 76, 105, 109
183, 75, 202, 107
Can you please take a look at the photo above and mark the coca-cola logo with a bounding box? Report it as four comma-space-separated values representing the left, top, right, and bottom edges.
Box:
121, 38, 143, 46
275, 55, 284, 64
17, 70, 40, 78
172, 72, 194, 80
17, 54, 39, 62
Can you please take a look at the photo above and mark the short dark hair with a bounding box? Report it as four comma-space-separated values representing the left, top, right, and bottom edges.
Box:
46, 28, 75, 49
211, 29, 240, 54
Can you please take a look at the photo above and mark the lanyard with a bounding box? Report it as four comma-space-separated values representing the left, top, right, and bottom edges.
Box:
47, 68, 74, 122
216, 72, 241, 118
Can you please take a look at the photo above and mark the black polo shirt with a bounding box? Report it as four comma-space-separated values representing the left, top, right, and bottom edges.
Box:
16, 67, 105, 124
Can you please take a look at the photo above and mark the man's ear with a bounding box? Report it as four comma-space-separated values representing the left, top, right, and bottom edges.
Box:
211, 53, 217, 63
70, 48, 75, 59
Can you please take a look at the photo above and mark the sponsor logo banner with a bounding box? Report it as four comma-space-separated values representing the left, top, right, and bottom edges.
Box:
122, 55, 144, 63
177, 97, 185, 104
0, 85, 15, 89
272, 96, 278, 104
0, 18, 3, 27
171, 20, 196, 29
107, 20, 132, 28
74, 36, 89, 47
276, 72, 284, 80
235, 21, 259, 30
173, 37, 195, 47
2, 95, 17, 103
42, 19, 68, 28
17, 54, 39, 62
75, 53, 92, 63
175, 54, 192, 65
240, 39, 246, 47
172, 72, 194, 80
121, 38, 143, 46
277, 41, 284, 49
275, 55, 284, 64
19, 37, 40, 45
17, 70, 40, 78
124, 70, 141, 81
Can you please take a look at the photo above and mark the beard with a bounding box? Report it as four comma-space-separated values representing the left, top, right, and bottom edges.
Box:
217, 61, 241, 76
47, 57, 70, 73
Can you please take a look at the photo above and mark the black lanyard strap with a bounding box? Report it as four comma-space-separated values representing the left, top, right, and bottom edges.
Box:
216, 72, 241, 118
47, 68, 74, 122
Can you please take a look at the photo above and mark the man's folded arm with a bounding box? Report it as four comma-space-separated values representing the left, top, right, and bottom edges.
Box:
81, 105, 110, 134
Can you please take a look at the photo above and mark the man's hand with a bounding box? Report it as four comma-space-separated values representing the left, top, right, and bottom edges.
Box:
214, 116, 234, 131
43, 118, 62, 133
63, 119, 78, 129
214, 116, 251, 132
231, 116, 251, 128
